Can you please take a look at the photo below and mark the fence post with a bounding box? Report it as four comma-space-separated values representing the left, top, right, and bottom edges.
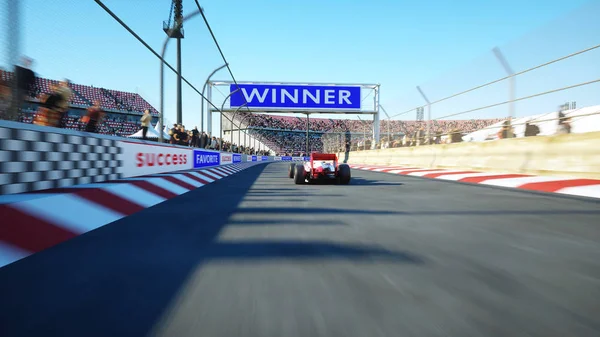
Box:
493, 47, 516, 138
416, 86, 431, 145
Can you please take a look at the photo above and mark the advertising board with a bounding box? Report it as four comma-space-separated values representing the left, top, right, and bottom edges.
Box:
251, 155, 257, 162
262, 156, 269, 161
193, 149, 220, 168
274, 156, 282, 161
229, 84, 361, 110
280, 156, 292, 161
119, 141, 192, 178
220, 153, 233, 165
233, 153, 242, 163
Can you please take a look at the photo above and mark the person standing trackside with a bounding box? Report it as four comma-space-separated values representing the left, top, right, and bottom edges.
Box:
140, 109, 152, 140
7, 57, 36, 121
82, 100, 104, 133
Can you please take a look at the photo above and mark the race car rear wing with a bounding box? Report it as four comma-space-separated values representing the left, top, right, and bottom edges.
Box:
311, 153, 337, 161
310, 153, 338, 175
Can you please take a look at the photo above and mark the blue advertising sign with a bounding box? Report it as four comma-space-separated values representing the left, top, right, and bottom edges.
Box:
230, 84, 361, 110
233, 154, 242, 163
280, 156, 292, 161
304, 156, 310, 161
261, 156, 269, 161
193, 150, 220, 168
251, 155, 257, 162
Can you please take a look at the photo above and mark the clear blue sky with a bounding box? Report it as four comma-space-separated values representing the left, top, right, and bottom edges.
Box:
9, 0, 600, 134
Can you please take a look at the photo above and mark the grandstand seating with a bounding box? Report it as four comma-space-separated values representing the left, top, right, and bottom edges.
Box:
0, 69, 158, 116
1, 68, 504, 153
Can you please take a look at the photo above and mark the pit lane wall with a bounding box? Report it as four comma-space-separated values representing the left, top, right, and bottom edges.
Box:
337, 131, 600, 180
0, 120, 286, 195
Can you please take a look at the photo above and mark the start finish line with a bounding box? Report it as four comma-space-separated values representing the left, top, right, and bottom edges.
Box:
230, 84, 361, 110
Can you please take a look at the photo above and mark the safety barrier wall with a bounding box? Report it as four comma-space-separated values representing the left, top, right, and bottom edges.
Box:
337, 131, 600, 179
0, 120, 285, 195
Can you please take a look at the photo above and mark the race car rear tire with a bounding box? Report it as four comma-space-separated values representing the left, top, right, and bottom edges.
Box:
338, 164, 351, 184
294, 164, 305, 184
288, 163, 295, 178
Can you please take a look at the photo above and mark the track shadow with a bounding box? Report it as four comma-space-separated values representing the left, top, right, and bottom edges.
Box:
234, 207, 405, 215
349, 177, 405, 186
200, 241, 424, 262
227, 219, 348, 226
0, 163, 424, 337
245, 193, 344, 197
384, 209, 600, 216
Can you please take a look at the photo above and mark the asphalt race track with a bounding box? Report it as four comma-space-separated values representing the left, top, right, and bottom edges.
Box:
1, 162, 599, 337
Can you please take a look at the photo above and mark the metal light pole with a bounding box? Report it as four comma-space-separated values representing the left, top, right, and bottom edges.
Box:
416, 86, 431, 145
230, 103, 247, 149
219, 88, 240, 150
357, 115, 367, 151
200, 63, 227, 133
159, 8, 202, 143
236, 112, 254, 148
493, 47, 515, 138
379, 104, 391, 148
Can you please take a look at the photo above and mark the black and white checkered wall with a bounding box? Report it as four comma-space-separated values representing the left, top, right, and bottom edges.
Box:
0, 120, 122, 195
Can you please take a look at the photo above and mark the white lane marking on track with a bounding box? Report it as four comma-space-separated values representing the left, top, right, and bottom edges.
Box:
0, 193, 63, 205
11, 194, 125, 234
407, 170, 452, 176
0, 242, 31, 267
218, 166, 236, 174
162, 174, 204, 188
481, 176, 579, 188
416, 170, 477, 177
555, 184, 600, 199
126, 177, 190, 195
435, 172, 511, 181
385, 168, 438, 174
188, 171, 215, 183
202, 169, 223, 180
213, 167, 232, 175
100, 183, 166, 208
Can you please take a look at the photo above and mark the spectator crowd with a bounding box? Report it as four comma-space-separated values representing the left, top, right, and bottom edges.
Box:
2, 59, 578, 157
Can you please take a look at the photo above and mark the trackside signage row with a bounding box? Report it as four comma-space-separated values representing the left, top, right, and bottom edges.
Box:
119, 141, 321, 177
119, 142, 253, 177
119, 141, 192, 178
193, 149, 221, 168
229, 84, 361, 110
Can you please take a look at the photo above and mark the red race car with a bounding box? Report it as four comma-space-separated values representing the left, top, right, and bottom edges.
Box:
288, 152, 351, 185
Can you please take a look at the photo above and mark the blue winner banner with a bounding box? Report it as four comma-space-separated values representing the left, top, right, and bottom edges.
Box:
193, 150, 220, 168
230, 84, 361, 110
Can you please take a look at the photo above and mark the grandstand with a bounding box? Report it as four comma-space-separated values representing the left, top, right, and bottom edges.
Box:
1, 70, 159, 137
224, 111, 502, 155
2, 69, 507, 153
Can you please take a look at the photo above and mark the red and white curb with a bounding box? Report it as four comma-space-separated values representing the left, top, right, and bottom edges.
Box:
0, 162, 259, 268
349, 164, 600, 199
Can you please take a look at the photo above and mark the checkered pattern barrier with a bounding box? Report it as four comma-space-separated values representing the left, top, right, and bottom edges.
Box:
0, 120, 122, 195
